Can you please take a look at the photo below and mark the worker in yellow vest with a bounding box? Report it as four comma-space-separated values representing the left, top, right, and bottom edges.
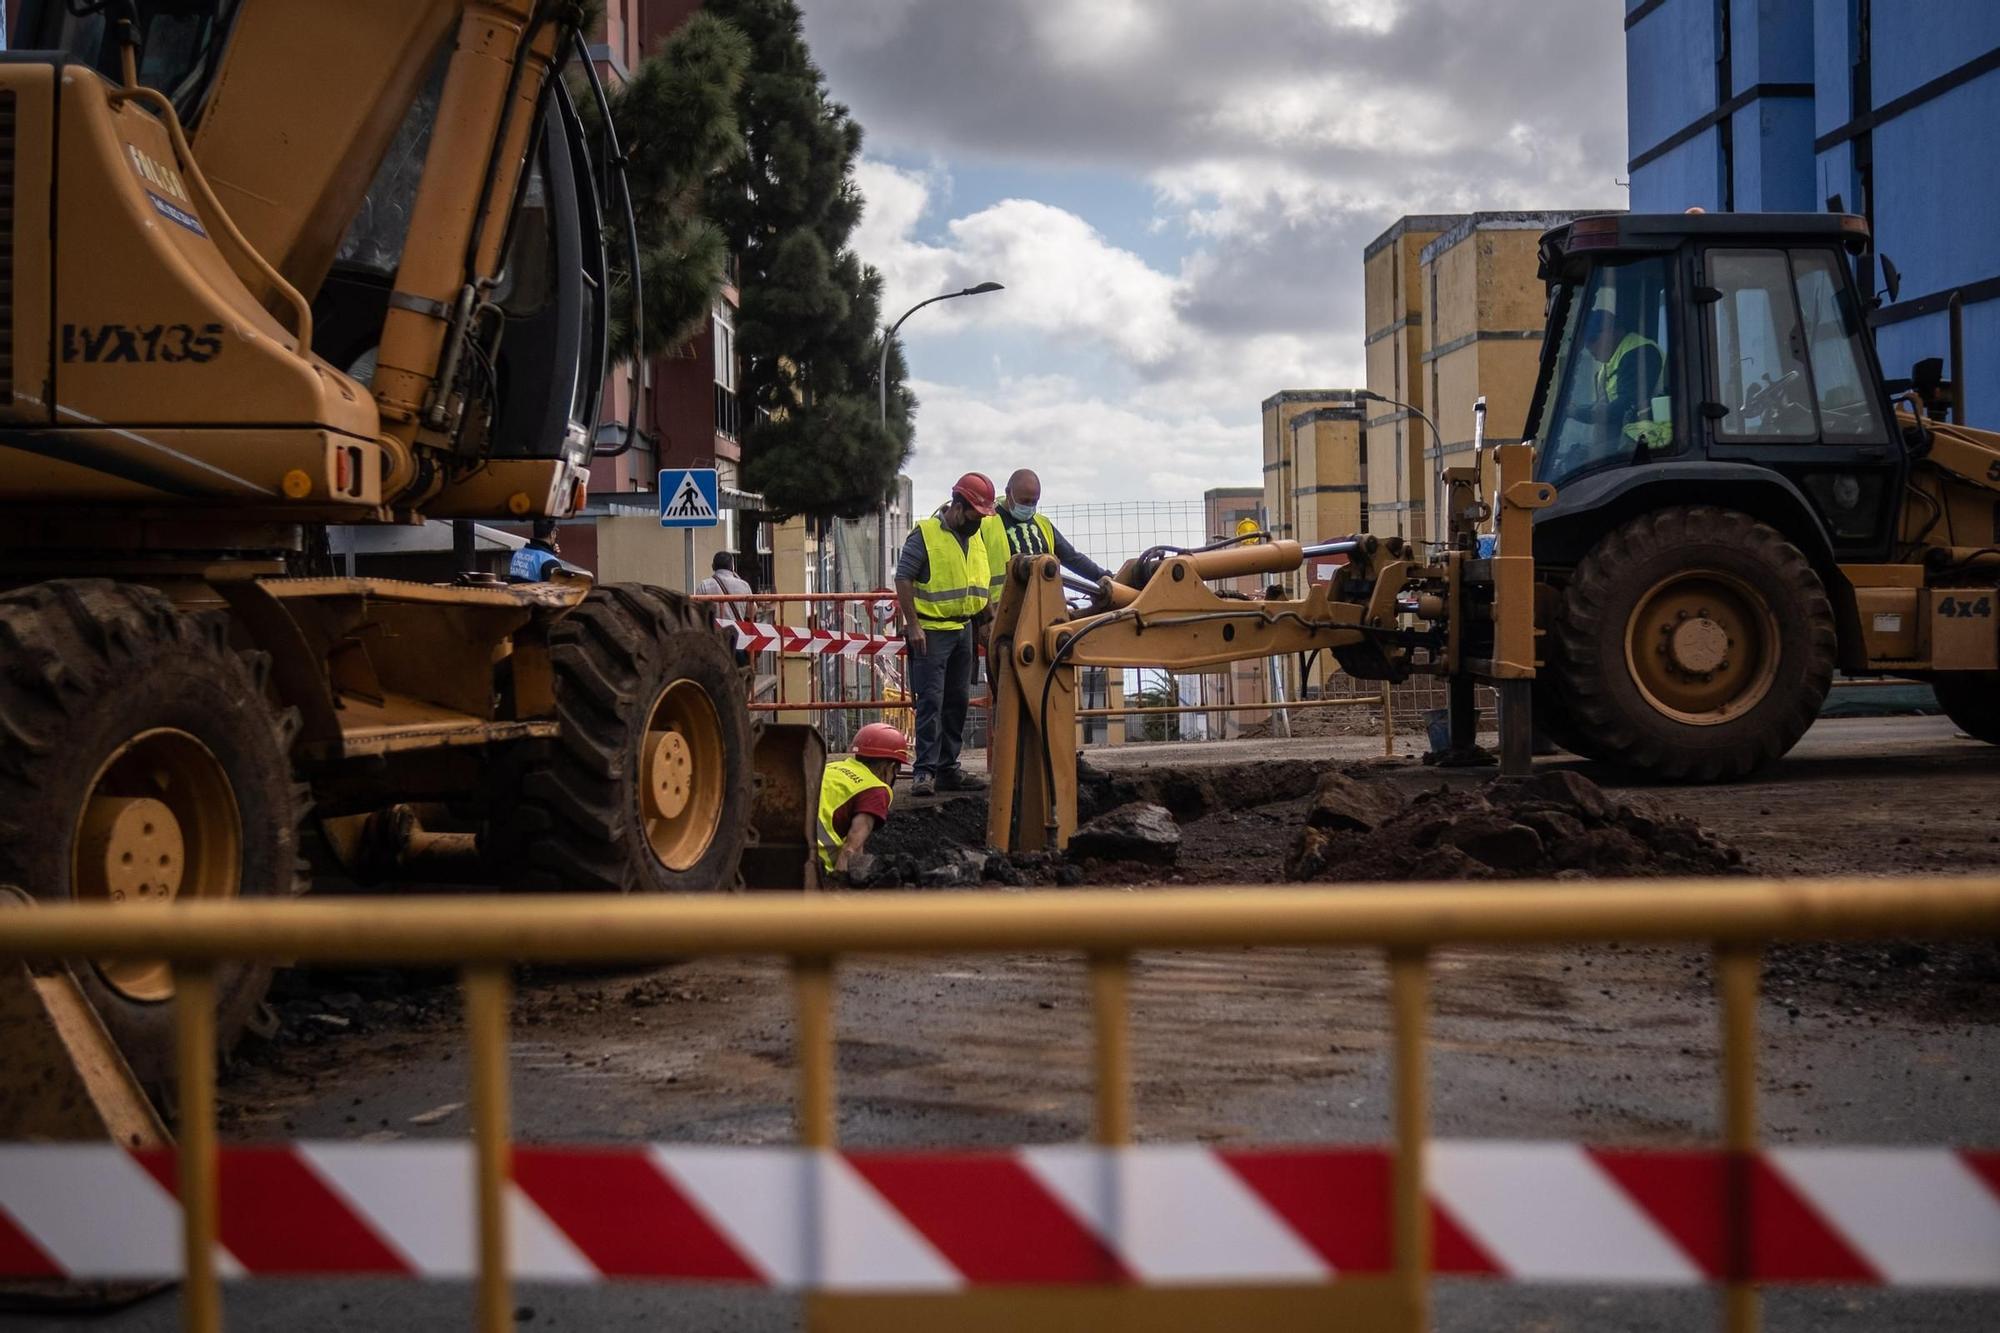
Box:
1580, 306, 1672, 451
979, 468, 1110, 602
893, 473, 995, 796
818, 722, 912, 880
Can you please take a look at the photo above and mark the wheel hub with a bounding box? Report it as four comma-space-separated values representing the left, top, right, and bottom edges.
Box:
1624, 573, 1781, 726
1668, 616, 1729, 675
645, 730, 694, 820
71, 728, 242, 1002
640, 680, 726, 874
77, 796, 185, 903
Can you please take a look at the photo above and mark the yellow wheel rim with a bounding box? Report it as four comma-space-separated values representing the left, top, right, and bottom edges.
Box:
641, 679, 724, 872
71, 728, 241, 1002
1622, 569, 1781, 726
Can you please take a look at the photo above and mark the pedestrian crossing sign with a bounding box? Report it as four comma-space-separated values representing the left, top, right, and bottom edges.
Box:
658, 468, 720, 528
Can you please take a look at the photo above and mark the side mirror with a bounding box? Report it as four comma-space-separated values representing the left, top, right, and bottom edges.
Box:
1880, 255, 1902, 304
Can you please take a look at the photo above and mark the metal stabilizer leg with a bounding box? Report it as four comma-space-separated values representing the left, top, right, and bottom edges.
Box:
1430, 672, 1495, 768
1496, 678, 1533, 778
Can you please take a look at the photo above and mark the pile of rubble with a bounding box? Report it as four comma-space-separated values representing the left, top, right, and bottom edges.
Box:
1285, 768, 1743, 882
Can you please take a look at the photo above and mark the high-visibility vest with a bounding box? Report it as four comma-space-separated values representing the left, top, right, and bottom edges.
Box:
911, 517, 990, 629
817, 756, 891, 872
1595, 332, 1672, 450
980, 512, 1059, 596
508, 545, 561, 581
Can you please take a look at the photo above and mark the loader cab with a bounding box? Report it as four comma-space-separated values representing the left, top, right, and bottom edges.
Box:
1526, 213, 1903, 565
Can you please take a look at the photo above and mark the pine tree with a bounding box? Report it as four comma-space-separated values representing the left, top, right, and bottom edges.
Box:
701, 0, 912, 520
581, 12, 751, 359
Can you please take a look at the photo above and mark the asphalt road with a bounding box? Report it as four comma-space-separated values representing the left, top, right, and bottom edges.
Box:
5, 714, 1997, 1332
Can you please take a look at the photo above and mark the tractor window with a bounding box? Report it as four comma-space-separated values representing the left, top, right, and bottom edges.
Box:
1792, 250, 1890, 443
1536, 256, 1677, 489
1707, 250, 1816, 441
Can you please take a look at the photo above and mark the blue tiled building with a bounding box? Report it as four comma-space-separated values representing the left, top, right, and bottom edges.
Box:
1625, 1, 1999, 425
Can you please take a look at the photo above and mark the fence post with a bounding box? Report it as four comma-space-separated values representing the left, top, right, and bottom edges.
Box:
464, 966, 513, 1333
1089, 954, 1133, 1145
1389, 948, 1431, 1331
173, 966, 220, 1333
1717, 946, 1762, 1333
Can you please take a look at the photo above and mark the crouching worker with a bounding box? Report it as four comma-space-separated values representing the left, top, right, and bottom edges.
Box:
817, 723, 912, 883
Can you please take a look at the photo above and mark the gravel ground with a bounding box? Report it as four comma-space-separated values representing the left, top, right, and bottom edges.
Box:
8, 715, 1998, 1333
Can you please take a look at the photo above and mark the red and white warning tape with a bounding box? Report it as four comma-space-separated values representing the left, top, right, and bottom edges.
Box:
2, 1141, 1995, 1287
715, 619, 904, 658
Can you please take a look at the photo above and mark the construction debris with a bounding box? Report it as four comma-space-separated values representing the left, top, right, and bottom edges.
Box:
1285, 769, 1742, 882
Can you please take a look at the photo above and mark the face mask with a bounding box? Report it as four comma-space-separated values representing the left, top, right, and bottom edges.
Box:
1007, 501, 1037, 522
950, 506, 982, 535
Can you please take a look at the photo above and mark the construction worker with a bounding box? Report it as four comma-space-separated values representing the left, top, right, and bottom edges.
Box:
894, 473, 995, 796
507, 519, 565, 582
817, 722, 911, 880
980, 468, 1109, 601
1579, 304, 1671, 451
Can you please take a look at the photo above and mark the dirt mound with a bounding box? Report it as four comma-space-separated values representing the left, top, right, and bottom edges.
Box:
1285, 768, 1743, 882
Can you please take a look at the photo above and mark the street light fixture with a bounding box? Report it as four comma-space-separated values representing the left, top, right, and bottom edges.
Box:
878, 282, 1005, 426
1355, 388, 1446, 545
870, 281, 1005, 592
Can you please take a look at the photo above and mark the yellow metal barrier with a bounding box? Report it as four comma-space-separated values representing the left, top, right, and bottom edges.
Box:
4, 878, 1998, 1333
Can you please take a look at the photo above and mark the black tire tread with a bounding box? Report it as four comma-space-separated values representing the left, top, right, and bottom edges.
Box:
0, 579, 305, 1082
1550, 506, 1836, 781
1931, 672, 2000, 745
498, 585, 752, 892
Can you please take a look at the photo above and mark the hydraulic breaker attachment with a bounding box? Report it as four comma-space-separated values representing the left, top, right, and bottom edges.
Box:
743, 723, 828, 890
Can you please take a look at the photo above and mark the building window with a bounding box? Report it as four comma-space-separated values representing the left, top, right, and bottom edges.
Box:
713, 300, 739, 441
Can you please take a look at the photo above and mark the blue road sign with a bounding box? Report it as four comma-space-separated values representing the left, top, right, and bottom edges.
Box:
659, 468, 720, 528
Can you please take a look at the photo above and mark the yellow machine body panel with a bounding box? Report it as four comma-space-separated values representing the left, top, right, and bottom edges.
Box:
188, 1, 462, 309
0, 64, 383, 513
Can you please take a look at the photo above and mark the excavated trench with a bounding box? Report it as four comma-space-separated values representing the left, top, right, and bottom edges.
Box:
854, 759, 1745, 889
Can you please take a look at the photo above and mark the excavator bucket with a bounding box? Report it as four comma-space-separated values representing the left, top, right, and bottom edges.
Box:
742, 723, 827, 890
0, 942, 169, 1309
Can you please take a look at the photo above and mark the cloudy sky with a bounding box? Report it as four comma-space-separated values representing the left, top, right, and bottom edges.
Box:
801, 0, 1630, 515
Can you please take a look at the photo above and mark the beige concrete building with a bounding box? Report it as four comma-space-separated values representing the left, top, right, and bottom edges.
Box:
1362, 215, 1456, 545
1363, 211, 1600, 544
1289, 402, 1368, 560
1260, 389, 1348, 552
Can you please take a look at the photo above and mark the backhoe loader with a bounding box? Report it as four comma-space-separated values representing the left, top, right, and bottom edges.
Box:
1523, 212, 2000, 778
0, 0, 821, 1100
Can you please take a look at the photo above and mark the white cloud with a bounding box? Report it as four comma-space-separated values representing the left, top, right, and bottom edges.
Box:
902, 374, 1250, 516
814, 0, 1630, 518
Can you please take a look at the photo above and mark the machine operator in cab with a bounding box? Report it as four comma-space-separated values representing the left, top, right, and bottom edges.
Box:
1574, 296, 1671, 453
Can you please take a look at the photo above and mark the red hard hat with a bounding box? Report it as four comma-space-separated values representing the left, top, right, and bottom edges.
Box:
854, 722, 912, 764
951, 472, 996, 516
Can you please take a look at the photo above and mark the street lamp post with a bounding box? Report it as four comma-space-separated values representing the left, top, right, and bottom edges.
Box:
1354, 388, 1445, 546
873, 281, 1004, 588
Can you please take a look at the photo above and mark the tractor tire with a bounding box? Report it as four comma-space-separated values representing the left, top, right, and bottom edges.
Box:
1532, 673, 1608, 761
0, 580, 304, 1085
1931, 672, 2000, 744
1550, 507, 1835, 780
494, 585, 752, 891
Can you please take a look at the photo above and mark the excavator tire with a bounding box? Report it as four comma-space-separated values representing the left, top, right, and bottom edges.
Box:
1930, 672, 2000, 745
0, 580, 304, 1086
1550, 507, 1835, 781
494, 584, 752, 891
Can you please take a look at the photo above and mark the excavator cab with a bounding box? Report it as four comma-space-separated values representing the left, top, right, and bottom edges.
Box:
1524, 212, 2000, 779
1527, 212, 1903, 568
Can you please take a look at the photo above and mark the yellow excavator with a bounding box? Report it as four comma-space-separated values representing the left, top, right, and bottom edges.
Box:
0, 0, 820, 1109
